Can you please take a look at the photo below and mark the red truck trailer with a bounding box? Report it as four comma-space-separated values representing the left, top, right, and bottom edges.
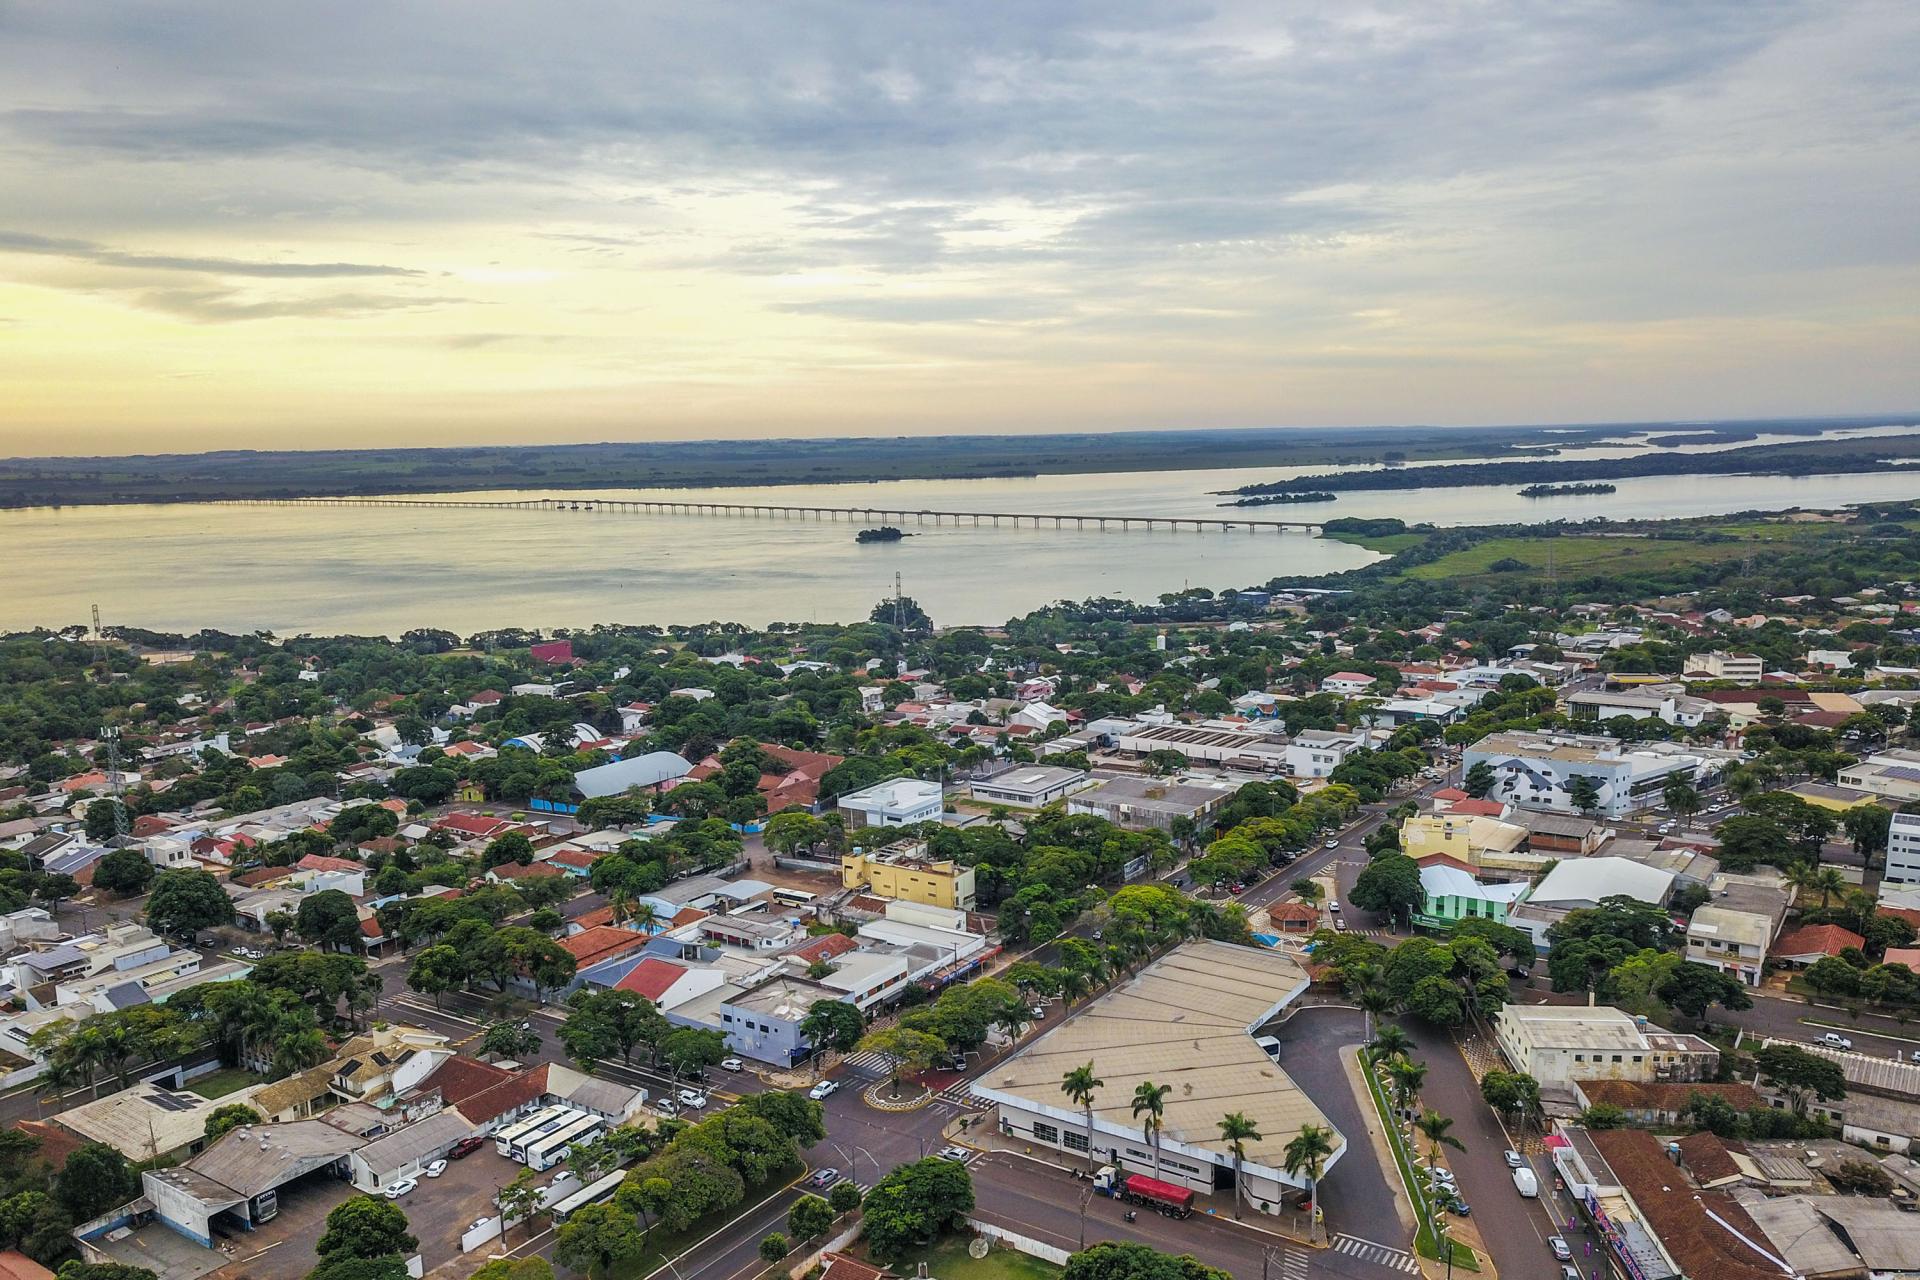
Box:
1119, 1173, 1195, 1218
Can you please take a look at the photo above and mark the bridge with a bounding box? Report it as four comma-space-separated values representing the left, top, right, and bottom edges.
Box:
236, 495, 1325, 534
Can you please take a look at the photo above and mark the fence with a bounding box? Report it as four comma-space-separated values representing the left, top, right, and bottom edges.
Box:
785, 1218, 866, 1278
966, 1218, 1073, 1266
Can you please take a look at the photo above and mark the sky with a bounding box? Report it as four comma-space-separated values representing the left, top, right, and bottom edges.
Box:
1, 2, 1917, 457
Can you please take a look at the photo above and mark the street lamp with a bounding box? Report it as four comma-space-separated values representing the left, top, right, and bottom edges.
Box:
1079, 1182, 1096, 1250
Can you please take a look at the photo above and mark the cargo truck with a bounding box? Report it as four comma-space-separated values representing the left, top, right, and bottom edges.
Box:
1093, 1166, 1196, 1218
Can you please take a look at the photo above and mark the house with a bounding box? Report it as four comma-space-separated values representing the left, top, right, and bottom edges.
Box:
1066, 775, 1235, 834
1513, 810, 1607, 856
841, 840, 976, 910
433, 811, 515, 842
1412, 863, 1529, 930
966, 766, 1091, 809
559, 926, 656, 973
687, 744, 846, 814
1319, 672, 1378, 696
1770, 923, 1866, 967
613, 957, 727, 1010
836, 777, 943, 828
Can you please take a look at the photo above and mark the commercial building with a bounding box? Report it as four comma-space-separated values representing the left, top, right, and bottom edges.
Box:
1837, 751, 1920, 806
841, 839, 976, 910
1883, 812, 1920, 889
1113, 723, 1292, 772
1684, 651, 1765, 685
1066, 776, 1235, 833
715, 976, 846, 1067
1412, 863, 1529, 930
971, 940, 1343, 1214
836, 777, 944, 827
967, 766, 1092, 809
1494, 1006, 1718, 1088
1563, 688, 1715, 728
56, 1078, 271, 1165
1463, 731, 1722, 819
1684, 875, 1792, 988
141, 1119, 366, 1247
1284, 728, 1381, 779
1507, 856, 1675, 949
1398, 812, 1540, 877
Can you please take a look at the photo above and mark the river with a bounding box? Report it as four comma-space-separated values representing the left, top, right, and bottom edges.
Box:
8, 440, 1920, 634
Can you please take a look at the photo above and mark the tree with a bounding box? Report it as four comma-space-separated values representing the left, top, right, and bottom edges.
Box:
1142, 750, 1189, 778
296, 889, 364, 951
1578, 1104, 1626, 1129
1662, 776, 1701, 822
1385, 1058, 1428, 1114
1655, 961, 1754, 1027
497, 1167, 547, 1241
1404, 975, 1466, 1026
146, 868, 236, 937
829, 1180, 863, 1214
316, 1196, 418, 1260
469, 1262, 556, 1280
57, 1142, 137, 1221
1479, 1071, 1540, 1124
734, 1091, 828, 1147
856, 1026, 944, 1096
1462, 761, 1496, 799
860, 1158, 975, 1261
483, 1022, 542, 1062
800, 1000, 865, 1055
560, 989, 669, 1069
1843, 805, 1893, 866
1061, 1062, 1104, 1173
203, 1103, 263, 1142
91, 848, 154, 896
1131, 1081, 1172, 1181
1283, 1124, 1335, 1240
406, 945, 465, 1008
1063, 1242, 1231, 1280
1567, 775, 1601, 815
1414, 1111, 1464, 1169
758, 1233, 790, 1264
1755, 1044, 1847, 1116
1217, 1112, 1262, 1219
307, 1259, 410, 1280
787, 1194, 835, 1241
1350, 854, 1422, 926
1369, 1024, 1414, 1063
55, 1265, 162, 1280
554, 1201, 648, 1278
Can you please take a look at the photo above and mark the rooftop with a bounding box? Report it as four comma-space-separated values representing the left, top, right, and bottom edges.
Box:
1688, 906, 1775, 949
181, 1119, 366, 1197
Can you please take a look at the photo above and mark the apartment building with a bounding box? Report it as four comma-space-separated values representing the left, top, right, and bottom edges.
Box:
841, 839, 977, 910
1684, 651, 1765, 685
1462, 731, 1722, 819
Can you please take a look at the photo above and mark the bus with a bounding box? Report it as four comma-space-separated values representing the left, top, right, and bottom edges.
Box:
524, 1113, 606, 1172
771, 887, 817, 909
495, 1106, 570, 1161
550, 1170, 627, 1224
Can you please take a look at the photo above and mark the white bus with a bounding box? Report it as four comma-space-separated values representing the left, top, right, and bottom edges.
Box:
550, 1170, 627, 1224
525, 1113, 606, 1172
495, 1106, 571, 1161
771, 887, 816, 909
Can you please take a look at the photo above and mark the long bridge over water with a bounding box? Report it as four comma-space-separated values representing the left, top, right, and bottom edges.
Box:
233, 495, 1324, 534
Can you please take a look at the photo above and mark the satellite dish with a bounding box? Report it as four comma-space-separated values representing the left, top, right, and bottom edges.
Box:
969, 1237, 990, 1260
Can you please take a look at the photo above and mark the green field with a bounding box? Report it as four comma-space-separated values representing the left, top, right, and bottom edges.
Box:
887, 1236, 1063, 1280
1328, 531, 1429, 554
186, 1068, 261, 1100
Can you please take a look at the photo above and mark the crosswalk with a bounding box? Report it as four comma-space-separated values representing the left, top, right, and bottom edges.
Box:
840, 1049, 896, 1077
1332, 1235, 1420, 1274
935, 1080, 980, 1108
1277, 1247, 1311, 1280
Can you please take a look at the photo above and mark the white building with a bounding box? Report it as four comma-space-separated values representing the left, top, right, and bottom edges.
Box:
967, 766, 1091, 809
1839, 751, 1920, 805
1319, 672, 1378, 696
1685, 905, 1775, 988
1463, 731, 1722, 819
1508, 856, 1675, 949
1684, 652, 1764, 685
1493, 1006, 1718, 1088
1886, 812, 1920, 890
836, 778, 944, 827
1284, 728, 1381, 779
1562, 689, 1713, 729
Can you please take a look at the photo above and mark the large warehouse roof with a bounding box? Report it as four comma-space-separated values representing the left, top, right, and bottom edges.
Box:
573, 751, 694, 799
971, 940, 1342, 1179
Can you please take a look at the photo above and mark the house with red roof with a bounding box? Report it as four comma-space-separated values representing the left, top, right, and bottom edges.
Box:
787, 933, 859, 968
297, 853, 363, 874
484, 861, 564, 884
434, 811, 515, 841
542, 848, 602, 876
1770, 923, 1865, 967
560, 926, 655, 970
612, 956, 725, 1009
686, 743, 847, 814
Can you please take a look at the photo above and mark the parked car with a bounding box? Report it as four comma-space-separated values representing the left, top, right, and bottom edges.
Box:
808, 1080, 840, 1101
383, 1178, 417, 1199
1563, 1266, 1582, 1280
1819, 1033, 1854, 1050
1503, 1149, 1524, 1168
721, 1057, 744, 1072
937, 1146, 970, 1162
1229, 883, 1245, 895
1029, 1005, 1046, 1020
805, 1168, 840, 1189
448, 1136, 486, 1159
654, 1099, 679, 1118
424, 1159, 447, 1178
1328, 900, 1341, 912
1550, 1238, 1572, 1261
677, 1089, 708, 1108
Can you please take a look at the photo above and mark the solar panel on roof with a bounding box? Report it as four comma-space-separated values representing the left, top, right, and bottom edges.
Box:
1881, 765, 1920, 783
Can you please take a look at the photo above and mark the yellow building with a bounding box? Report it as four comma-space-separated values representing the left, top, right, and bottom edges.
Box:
1400, 813, 1547, 876
841, 841, 977, 910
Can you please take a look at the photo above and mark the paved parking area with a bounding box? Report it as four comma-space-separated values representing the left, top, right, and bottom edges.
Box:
396, 1146, 526, 1269
212, 1172, 357, 1280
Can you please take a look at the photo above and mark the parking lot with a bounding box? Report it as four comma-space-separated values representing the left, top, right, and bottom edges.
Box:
390, 1144, 526, 1269
211, 1171, 357, 1280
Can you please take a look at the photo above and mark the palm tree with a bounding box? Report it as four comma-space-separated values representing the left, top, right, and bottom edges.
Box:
1369, 1024, 1414, 1063
630, 901, 659, 935
1386, 1058, 1428, 1115
1218, 1112, 1263, 1219
1060, 1063, 1103, 1173
1060, 969, 1092, 1007
1784, 861, 1819, 905
1131, 1081, 1172, 1180
1359, 986, 1395, 1046
605, 886, 633, 927
1415, 1110, 1465, 1170
1284, 1123, 1335, 1243
1811, 867, 1848, 909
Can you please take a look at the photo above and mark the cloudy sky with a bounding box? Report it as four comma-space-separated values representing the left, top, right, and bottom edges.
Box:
1, 2, 1916, 456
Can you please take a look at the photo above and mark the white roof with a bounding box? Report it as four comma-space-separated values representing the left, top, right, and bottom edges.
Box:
839, 778, 941, 809
573, 751, 694, 798
1419, 864, 1530, 904
1527, 856, 1673, 906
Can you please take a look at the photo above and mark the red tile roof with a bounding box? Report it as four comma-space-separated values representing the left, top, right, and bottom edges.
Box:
1447, 798, 1506, 817
435, 812, 513, 838
560, 926, 655, 967
1771, 923, 1863, 958
1880, 946, 1920, 971
459, 1064, 550, 1125
359, 917, 385, 939
298, 853, 362, 873
614, 957, 688, 1001
1587, 1129, 1783, 1280
1432, 787, 1470, 801
416, 1054, 514, 1108
788, 933, 858, 966
488, 861, 563, 880
0, 1249, 55, 1280
546, 849, 600, 870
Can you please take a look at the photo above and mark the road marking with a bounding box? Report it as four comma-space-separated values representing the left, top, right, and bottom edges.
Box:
640, 1169, 809, 1280
1332, 1234, 1420, 1273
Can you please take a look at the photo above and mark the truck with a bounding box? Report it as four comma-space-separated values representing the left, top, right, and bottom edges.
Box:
1093, 1166, 1195, 1218
1513, 1166, 1540, 1198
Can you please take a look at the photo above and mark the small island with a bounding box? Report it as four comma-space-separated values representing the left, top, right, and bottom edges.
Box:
855, 525, 909, 543
1518, 482, 1617, 497
1227, 491, 1337, 508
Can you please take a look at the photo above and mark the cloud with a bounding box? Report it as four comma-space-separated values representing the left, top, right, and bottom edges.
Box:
132, 288, 462, 323
0, 229, 417, 277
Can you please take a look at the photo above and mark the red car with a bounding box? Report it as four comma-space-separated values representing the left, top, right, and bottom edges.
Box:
447, 1136, 487, 1160
1229, 883, 1245, 895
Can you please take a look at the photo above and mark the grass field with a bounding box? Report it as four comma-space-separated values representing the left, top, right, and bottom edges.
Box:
886, 1236, 1062, 1280
1400, 524, 1844, 583
1327, 531, 1429, 554
186, 1068, 261, 1100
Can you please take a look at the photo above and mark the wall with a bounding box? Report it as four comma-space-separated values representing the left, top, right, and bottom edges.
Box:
966, 1219, 1073, 1266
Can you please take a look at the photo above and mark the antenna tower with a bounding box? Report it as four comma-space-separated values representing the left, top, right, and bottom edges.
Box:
894, 572, 904, 629
102, 725, 129, 838
90, 603, 108, 670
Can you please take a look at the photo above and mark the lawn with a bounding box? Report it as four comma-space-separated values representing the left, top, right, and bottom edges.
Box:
1403, 535, 1757, 582
186, 1068, 262, 1100
1325, 531, 1428, 554
885, 1235, 1062, 1280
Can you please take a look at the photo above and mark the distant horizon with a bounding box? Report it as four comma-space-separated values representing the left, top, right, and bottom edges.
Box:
3, 411, 1915, 464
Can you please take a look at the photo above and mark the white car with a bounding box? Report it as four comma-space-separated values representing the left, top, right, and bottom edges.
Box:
424, 1159, 447, 1178
1030, 1005, 1046, 1020
1503, 1149, 1524, 1168
677, 1089, 708, 1108
1819, 1033, 1853, 1050
1550, 1237, 1572, 1261
808, 1080, 840, 1101
383, 1178, 417, 1199
721, 1057, 744, 1072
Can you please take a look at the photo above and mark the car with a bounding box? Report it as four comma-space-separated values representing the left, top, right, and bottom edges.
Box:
805, 1168, 841, 1189
937, 1146, 971, 1162
1229, 883, 1245, 895
654, 1099, 679, 1118
1325, 837, 1340, 848
424, 1159, 447, 1178
1447, 1199, 1471, 1217
1910, 1050, 1920, 1065
677, 1089, 708, 1108
448, 1136, 486, 1159
1030, 1006, 1046, 1020
808, 1080, 840, 1101
1550, 1238, 1572, 1261
1819, 1033, 1854, 1050
1563, 1266, 1582, 1280
1328, 900, 1341, 912
1503, 1149, 1524, 1168
1333, 918, 1348, 932
383, 1178, 417, 1199
721, 1057, 744, 1072
1092, 929, 1103, 940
